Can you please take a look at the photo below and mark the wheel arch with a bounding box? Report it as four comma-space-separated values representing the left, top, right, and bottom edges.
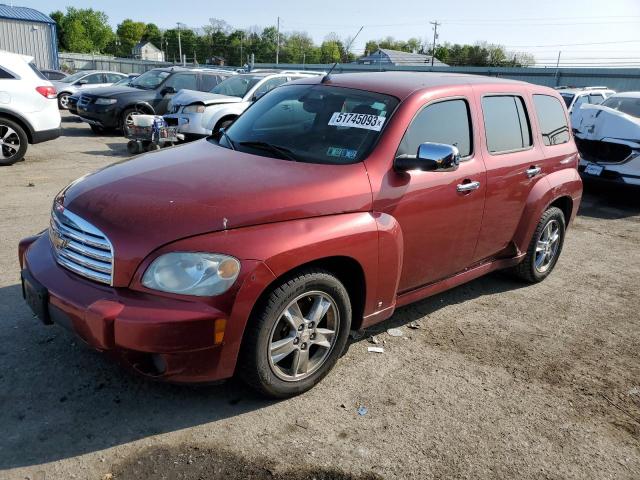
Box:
213, 114, 238, 132
248, 256, 367, 332
0, 109, 34, 143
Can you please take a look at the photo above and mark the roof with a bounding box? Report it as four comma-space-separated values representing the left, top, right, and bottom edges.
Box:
0, 4, 55, 24
358, 48, 448, 67
292, 71, 530, 100
557, 87, 615, 95
610, 91, 640, 98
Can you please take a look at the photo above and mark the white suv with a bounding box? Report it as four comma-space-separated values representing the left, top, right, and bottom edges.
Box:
557, 86, 615, 127
0, 51, 61, 166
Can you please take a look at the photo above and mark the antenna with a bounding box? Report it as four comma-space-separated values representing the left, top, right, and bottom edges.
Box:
322, 26, 364, 83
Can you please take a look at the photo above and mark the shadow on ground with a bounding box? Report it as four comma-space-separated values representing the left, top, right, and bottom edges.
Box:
0, 269, 525, 470
578, 182, 640, 220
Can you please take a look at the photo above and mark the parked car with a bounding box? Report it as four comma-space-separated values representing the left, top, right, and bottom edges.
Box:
19, 72, 582, 397
67, 75, 140, 115
52, 70, 128, 110
0, 51, 61, 165
75, 67, 234, 134
41, 69, 68, 81
164, 71, 324, 139
557, 86, 615, 126
574, 92, 640, 187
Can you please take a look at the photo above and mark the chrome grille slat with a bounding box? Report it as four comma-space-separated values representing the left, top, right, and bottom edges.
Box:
50, 206, 114, 285
51, 216, 111, 250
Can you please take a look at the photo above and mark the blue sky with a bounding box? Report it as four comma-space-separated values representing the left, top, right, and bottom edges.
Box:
22, 0, 640, 65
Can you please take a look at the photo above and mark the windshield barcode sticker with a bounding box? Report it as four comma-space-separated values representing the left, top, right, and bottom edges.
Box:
328, 112, 386, 131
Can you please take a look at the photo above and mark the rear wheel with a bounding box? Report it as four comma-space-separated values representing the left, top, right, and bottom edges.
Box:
512, 206, 566, 283
0, 118, 28, 166
58, 93, 70, 110
239, 269, 352, 398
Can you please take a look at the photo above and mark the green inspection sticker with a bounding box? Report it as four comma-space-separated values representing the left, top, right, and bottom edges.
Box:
327, 147, 358, 159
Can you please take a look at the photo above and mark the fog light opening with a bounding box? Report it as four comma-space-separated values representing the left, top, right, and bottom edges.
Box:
130, 352, 167, 377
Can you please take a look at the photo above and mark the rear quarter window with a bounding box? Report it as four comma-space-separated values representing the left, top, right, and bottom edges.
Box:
532, 94, 570, 146
482, 95, 532, 153
0, 67, 15, 79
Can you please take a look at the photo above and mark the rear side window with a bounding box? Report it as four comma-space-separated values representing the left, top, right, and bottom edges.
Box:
532, 95, 570, 146
0, 67, 14, 79
397, 99, 472, 158
482, 96, 532, 153
164, 73, 198, 91
28, 62, 46, 80
589, 94, 605, 104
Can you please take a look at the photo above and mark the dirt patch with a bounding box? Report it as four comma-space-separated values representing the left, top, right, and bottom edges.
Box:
111, 444, 382, 480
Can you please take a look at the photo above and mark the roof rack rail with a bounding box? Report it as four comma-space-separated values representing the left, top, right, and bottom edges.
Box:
279, 70, 326, 75
583, 86, 609, 90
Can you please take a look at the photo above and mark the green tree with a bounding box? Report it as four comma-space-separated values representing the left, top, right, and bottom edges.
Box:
50, 7, 113, 53
116, 19, 146, 57
143, 23, 162, 48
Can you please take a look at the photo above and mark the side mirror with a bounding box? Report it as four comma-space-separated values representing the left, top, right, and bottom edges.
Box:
394, 142, 460, 172
161, 86, 177, 96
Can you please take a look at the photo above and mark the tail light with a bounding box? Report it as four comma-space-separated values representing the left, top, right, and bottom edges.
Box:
35, 86, 57, 99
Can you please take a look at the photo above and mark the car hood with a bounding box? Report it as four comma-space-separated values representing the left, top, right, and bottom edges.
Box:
59, 140, 372, 285
173, 89, 242, 107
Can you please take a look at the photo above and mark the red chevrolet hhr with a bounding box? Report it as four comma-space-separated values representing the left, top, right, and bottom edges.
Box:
20, 72, 582, 397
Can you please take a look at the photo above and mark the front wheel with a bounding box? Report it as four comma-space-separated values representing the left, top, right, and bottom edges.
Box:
58, 93, 70, 110
239, 269, 352, 398
512, 206, 566, 283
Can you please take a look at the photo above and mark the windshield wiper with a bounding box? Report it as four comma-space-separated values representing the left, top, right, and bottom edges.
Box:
238, 141, 298, 161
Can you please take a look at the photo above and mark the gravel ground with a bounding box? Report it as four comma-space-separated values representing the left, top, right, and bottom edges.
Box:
1, 112, 639, 480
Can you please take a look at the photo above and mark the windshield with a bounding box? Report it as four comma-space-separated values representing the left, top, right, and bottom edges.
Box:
215, 84, 399, 165
560, 93, 574, 108
210, 75, 262, 98
602, 96, 640, 118
130, 70, 171, 90
60, 71, 88, 83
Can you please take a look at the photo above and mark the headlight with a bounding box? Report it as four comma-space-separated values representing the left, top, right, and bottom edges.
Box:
95, 98, 117, 105
183, 104, 205, 113
142, 252, 240, 296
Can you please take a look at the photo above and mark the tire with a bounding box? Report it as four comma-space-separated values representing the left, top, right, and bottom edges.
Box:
126, 140, 140, 154
0, 117, 28, 166
146, 143, 161, 152
58, 93, 70, 110
120, 108, 138, 134
511, 206, 566, 283
90, 124, 105, 134
239, 269, 352, 398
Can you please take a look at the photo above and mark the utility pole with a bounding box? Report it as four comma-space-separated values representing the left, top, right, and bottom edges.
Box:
429, 20, 440, 66
177, 22, 183, 66
275, 17, 280, 64
240, 31, 243, 67
554, 50, 562, 86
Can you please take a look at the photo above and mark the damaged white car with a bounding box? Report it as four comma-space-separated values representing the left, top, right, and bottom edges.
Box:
574, 92, 640, 187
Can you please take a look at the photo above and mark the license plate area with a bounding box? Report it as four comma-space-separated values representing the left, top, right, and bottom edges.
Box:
21, 270, 52, 325
585, 163, 604, 176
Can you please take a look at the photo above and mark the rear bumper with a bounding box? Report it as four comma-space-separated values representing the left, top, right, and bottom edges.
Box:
31, 127, 62, 144
19, 233, 253, 383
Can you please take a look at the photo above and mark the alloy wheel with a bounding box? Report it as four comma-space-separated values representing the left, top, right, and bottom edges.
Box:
535, 219, 560, 273
268, 291, 340, 382
0, 125, 20, 160
59, 94, 69, 109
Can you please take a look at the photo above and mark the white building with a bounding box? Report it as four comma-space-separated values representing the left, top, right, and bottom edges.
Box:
132, 41, 165, 62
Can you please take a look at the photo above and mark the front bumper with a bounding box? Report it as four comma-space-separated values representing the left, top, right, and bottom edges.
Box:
19, 233, 246, 383
163, 112, 210, 137
578, 158, 640, 187
76, 103, 120, 128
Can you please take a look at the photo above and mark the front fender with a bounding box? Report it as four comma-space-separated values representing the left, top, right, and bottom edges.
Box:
513, 168, 583, 253
204, 104, 246, 130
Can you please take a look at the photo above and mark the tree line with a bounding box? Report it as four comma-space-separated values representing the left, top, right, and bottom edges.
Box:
50, 7, 535, 67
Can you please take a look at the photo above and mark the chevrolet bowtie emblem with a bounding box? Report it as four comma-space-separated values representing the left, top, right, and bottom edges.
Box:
51, 229, 69, 250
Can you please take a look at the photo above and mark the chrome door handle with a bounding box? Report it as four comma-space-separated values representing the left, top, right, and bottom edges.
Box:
526, 166, 542, 178
456, 181, 481, 192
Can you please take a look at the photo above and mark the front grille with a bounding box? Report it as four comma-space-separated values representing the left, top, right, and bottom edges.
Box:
78, 95, 91, 107
49, 206, 114, 285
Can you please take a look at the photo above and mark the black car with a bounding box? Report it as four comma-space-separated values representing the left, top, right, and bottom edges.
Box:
75, 67, 232, 133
